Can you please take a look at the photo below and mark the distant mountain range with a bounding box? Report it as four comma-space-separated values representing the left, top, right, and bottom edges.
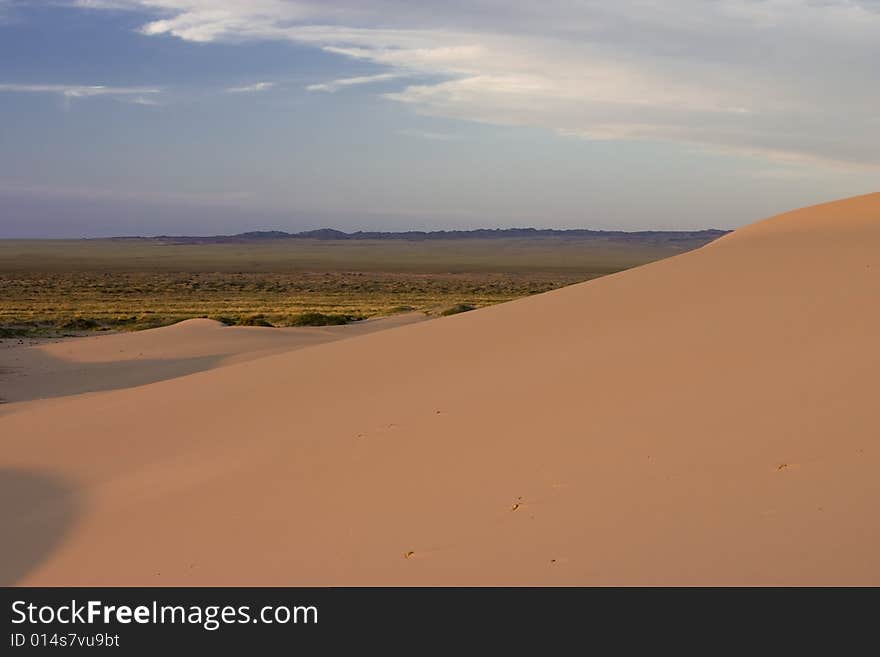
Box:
110, 227, 730, 245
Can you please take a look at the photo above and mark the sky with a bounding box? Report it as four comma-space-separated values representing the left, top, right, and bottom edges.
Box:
0, 0, 878, 237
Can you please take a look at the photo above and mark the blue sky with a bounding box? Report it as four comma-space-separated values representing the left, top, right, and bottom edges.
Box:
0, 0, 877, 237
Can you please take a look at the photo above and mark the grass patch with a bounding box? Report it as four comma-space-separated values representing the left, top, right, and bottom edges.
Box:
0, 271, 589, 334
0, 236, 712, 335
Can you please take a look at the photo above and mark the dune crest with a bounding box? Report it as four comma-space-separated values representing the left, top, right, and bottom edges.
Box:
716, 191, 880, 243
1, 194, 878, 585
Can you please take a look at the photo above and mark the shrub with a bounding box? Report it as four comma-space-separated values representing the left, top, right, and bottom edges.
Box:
105, 316, 139, 326
60, 317, 100, 330
440, 303, 476, 316
0, 327, 26, 338
237, 314, 274, 327
288, 312, 361, 326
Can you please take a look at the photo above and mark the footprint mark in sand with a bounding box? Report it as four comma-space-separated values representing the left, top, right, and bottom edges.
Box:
356, 423, 399, 439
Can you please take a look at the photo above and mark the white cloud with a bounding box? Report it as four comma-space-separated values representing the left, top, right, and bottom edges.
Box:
226, 81, 275, 93
306, 72, 404, 93
0, 83, 161, 108
129, 96, 161, 106
73, 1, 880, 167
0, 83, 159, 97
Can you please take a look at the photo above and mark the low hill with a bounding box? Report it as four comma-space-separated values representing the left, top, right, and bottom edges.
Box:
117, 226, 730, 245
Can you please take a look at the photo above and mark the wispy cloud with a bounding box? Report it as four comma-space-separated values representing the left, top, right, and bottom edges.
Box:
306, 72, 405, 93
226, 81, 275, 93
397, 129, 459, 142
0, 180, 252, 206
129, 95, 162, 106
0, 83, 161, 108
74, 1, 880, 167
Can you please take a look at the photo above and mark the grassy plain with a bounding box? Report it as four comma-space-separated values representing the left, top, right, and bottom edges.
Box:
0, 237, 707, 335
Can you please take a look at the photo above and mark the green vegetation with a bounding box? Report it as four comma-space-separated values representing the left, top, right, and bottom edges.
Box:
0, 237, 697, 274
236, 314, 275, 327
288, 312, 364, 326
0, 270, 584, 336
0, 236, 709, 336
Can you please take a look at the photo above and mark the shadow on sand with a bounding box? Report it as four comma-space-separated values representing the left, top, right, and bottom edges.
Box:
0, 354, 227, 405
0, 468, 81, 585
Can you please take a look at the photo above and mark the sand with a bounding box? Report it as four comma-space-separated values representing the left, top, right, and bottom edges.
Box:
0, 313, 426, 404
2, 192, 878, 586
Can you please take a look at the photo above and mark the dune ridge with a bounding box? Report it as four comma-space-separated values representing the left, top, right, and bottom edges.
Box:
0, 313, 426, 404
1, 193, 878, 585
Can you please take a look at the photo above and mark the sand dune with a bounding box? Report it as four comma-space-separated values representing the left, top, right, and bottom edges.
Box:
2, 193, 878, 585
0, 313, 426, 404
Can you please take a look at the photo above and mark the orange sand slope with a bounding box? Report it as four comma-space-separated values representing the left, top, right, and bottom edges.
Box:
2, 193, 878, 585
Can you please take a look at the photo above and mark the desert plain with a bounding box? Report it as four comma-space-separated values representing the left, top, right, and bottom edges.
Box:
1, 193, 878, 585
